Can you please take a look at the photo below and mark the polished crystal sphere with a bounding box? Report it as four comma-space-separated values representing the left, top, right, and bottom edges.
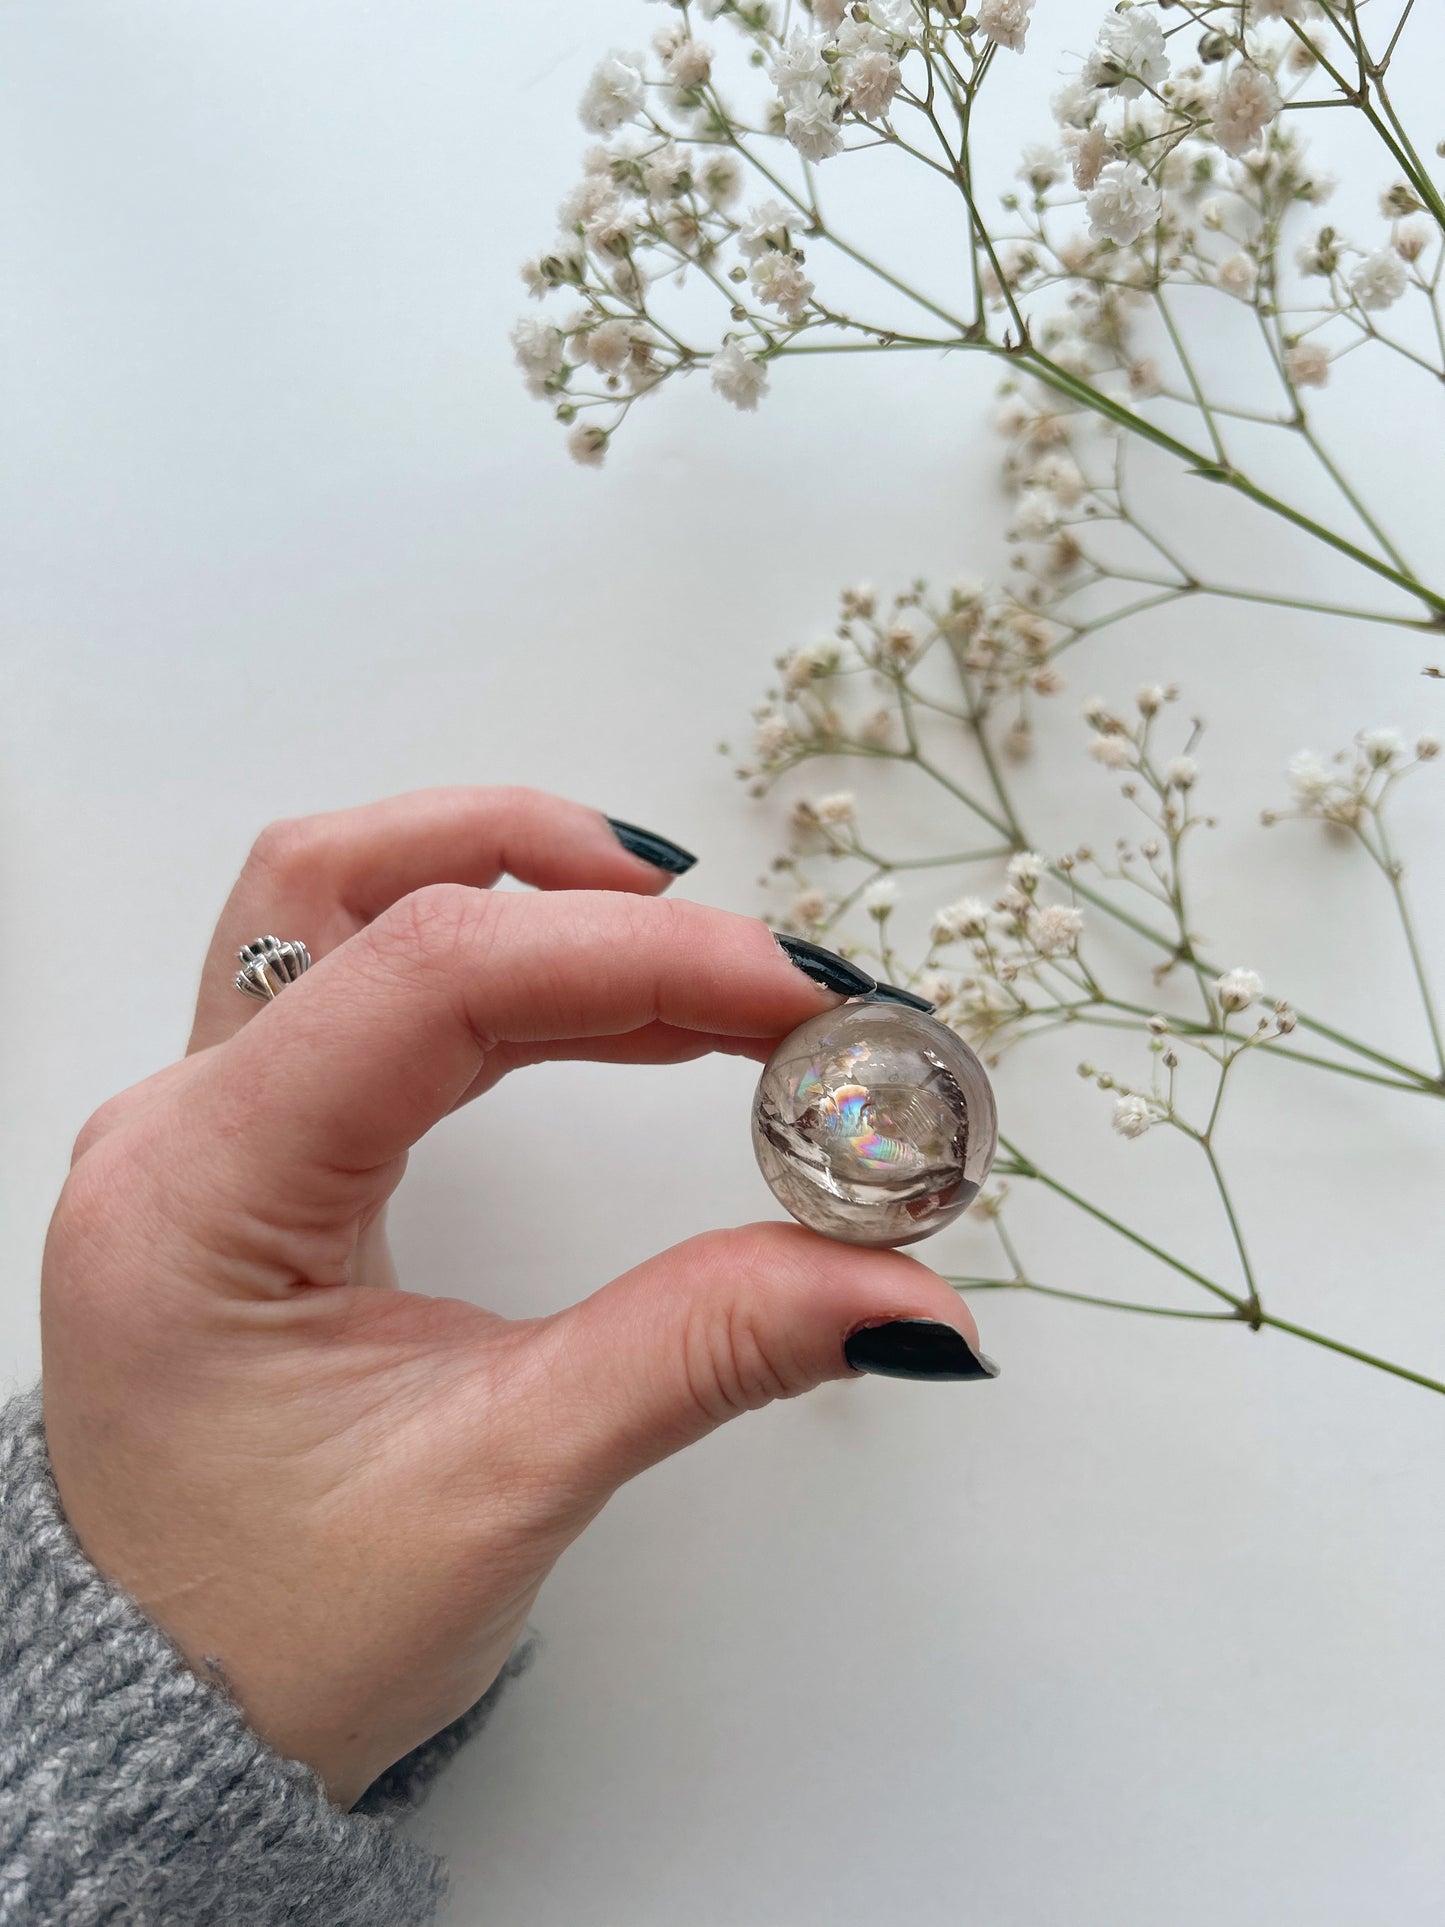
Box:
752, 1000, 998, 1248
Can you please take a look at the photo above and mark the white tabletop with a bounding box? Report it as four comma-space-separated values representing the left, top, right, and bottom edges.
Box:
2, 6, 1443, 1923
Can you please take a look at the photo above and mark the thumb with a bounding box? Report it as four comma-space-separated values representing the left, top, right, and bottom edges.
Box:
533, 1222, 998, 1497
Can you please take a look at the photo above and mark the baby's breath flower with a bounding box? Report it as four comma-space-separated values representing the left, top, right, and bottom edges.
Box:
1030, 455, 1086, 511
1062, 124, 1114, 192
1017, 144, 1061, 195
1358, 727, 1403, 768
1165, 756, 1198, 790
753, 713, 794, 761
1394, 220, 1431, 265
783, 638, 839, 691
1087, 12, 1169, 100
1112, 1093, 1162, 1140
1287, 749, 1333, 804
1090, 733, 1134, 769
511, 317, 566, 396
1030, 903, 1084, 956
579, 54, 646, 135
916, 971, 954, 1008
711, 339, 770, 411
661, 33, 712, 91
566, 422, 609, 467
791, 888, 828, 927
1217, 251, 1258, 300
1296, 228, 1340, 278
1285, 340, 1330, 388
857, 706, 896, 748
769, 31, 829, 107
737, 201, 799, 262
1216, 967, 1264, 1013
699, 152, 742, 207
784, 92, 844, 163
584, 318, 635, 374
1351, 249, 1408, 312
814, 790, 857, 828
750, 251, 814, 323
864, 878, 900, 917
933, 897, 992, 943
1211, 64, 1281, 159
1052, 78, 1098, 131
1005, 850, 1046, 890
1086, 160, 1164, 248
977, 0, 1034, 54
1011, 488, 1060, 540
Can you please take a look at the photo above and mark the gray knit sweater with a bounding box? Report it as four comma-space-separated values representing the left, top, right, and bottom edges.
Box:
0, 1391, 534, 1925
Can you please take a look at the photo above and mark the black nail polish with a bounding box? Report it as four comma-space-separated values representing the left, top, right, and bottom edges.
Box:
867, 982, 938, 1015
773, 934, 877, 999
844, 1319, 999, 1382
606, 818, 698, 876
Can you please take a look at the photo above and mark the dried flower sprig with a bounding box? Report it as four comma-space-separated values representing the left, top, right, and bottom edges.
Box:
522, 1, 1445, 1394
517, 0, 1445, 623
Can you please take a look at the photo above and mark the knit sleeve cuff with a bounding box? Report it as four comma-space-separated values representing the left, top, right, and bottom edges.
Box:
0, 1389, 530, 1927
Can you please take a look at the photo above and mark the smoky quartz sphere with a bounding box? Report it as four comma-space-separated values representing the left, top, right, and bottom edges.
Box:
752, 1001, 998, 1249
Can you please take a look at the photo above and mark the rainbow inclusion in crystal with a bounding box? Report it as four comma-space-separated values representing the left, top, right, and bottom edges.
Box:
752, 1002, 998, 1249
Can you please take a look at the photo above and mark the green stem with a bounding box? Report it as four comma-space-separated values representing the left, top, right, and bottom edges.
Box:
912, 751, 1018, 845
951, 1276, 1240, 1321
1014, 350, 1445, 619
1255, 1311, 1445, 1396
1199, 1132, 1262, 1324
1187, 579, 1434, 633
1062, 868, 1440, 1089
1374, 829, 1445, 1078
999, 1138, 1246, 1309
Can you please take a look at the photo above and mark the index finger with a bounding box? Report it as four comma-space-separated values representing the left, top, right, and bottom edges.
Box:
184, 887, 843, 1189
188, 787, 697, 1053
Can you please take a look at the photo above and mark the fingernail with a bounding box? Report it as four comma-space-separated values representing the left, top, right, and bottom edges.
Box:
867, 982, 937, 1015
773, 934, 877, 999
606, 818, 698, 876
844, 1319, 1000, 1382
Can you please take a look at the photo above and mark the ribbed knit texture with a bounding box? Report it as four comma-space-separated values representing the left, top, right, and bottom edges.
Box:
0, 1390, 534, 1926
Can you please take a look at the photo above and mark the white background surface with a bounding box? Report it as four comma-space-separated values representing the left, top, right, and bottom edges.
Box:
3, 5, 1444, 1923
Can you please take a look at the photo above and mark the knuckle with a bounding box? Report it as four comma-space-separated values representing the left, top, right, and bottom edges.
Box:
47, 1140, 140, 1292
69, 1097, 129, 1167
67, 1067, 176, 1167
483, 782, 544, 818
364, 882, 501, 993
677, 1231, 816, 1426
245, 815, 312, 879
682, 1299, 801, 1426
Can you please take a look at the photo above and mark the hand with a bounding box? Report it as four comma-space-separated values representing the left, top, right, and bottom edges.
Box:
40, 787, 988, 1808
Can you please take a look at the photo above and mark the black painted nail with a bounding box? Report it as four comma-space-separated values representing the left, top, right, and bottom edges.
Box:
844, 1319, 999, 1382
606, 818, 698, 876
773, 934, 877, 999
867, 982, 938, 1015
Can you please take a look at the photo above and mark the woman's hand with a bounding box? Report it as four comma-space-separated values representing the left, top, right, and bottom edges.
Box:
40, 787, 987, 1809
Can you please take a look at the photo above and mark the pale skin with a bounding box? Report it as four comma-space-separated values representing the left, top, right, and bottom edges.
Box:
40, 786, 984, 1810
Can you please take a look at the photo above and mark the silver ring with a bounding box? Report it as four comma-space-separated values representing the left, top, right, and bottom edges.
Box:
235, 935, 312, 1003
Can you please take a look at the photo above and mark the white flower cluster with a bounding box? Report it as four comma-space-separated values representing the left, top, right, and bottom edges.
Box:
918, 851, 1088, 1044
513, 0, 1445, 475
1271, 729, 1440, 831
769, 7, 919, 160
